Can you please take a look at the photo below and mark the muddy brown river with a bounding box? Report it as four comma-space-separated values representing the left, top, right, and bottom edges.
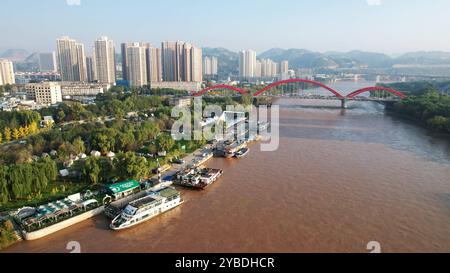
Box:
4, 82, 450, 253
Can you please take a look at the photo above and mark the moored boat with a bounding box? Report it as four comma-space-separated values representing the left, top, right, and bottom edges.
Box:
223, 141, 248, 158
175, 167, 223, 190
110, 187, 183, 230
234, 147, 250, 158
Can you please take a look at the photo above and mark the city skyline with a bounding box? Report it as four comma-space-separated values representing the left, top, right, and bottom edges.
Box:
1, 0, 450, 55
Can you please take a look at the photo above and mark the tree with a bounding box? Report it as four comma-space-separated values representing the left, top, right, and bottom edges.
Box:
116, 131, 135, 152
72, 137, 86, 154
41, 157, 57, 181
427, 116, 450, 132
0, 165, 9, 204
28, 122, 38, 134
31, 164, 48, 193
29, 134, 46, 155
83, 157, 100, 184
71, 103, 86, 121
93, 133, 115, 154
8, 164, 33, 199
57, 142, 78, 161
4, 128, 11, 142
12, 128, 20, 140
156, 134, 175, 152
114, 152, 148, 181
0, 132, 2, 144
136, 121, 160, 143
57, 110, 66, 123
24, 125, 30, 136
147, 143, 158, 155
19, 127, 26, 138
97, 157, 114, 183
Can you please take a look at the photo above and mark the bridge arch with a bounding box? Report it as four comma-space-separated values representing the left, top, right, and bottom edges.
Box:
252, 79, 345, 98
193, 84, 248, 97
346, 86, 407, 99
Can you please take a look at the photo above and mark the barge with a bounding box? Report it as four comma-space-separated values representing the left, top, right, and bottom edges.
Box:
215, 140, 248, 158
175, 167, 223, 190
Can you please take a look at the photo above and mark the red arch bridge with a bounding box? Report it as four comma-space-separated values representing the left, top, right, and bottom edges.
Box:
192, 79, 407, 109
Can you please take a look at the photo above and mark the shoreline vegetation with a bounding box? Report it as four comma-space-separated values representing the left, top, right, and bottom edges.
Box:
380, 81, 450, 135
0, 219, 17, 250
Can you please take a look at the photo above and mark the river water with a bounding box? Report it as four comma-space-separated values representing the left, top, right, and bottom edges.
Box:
4, 81, 450, 253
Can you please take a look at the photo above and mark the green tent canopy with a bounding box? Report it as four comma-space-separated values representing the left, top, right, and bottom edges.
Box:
106, 180, 140, 195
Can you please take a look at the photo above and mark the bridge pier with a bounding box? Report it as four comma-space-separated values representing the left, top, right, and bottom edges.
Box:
340, 98, 348, 109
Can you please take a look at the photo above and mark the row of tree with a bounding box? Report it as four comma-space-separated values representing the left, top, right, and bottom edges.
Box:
0, 122, 39, 144
381, 81, 450, 96
0, 110, 41, 133
38, 93, 171, 124
388, 88, 450, 134
82, 152, 150, 184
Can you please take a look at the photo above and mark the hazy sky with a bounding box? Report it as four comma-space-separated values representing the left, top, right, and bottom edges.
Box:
1, 0, 450, 54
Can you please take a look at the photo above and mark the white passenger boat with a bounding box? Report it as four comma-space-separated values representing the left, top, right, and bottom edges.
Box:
110, 187, 183, 230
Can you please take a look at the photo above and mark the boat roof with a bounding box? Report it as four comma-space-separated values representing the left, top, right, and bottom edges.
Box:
106, 180, 140, 194
129, 195, 162, 209
155, 187, 180, 198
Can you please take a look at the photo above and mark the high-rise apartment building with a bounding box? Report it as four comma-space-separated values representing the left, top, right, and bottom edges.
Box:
203, 57, 211, 75
56, 36, 87, 82
148, 47, 162, 83
86, 56, 97, 82
203, 56, 218, 76
255, 60, 262, 78
181, 42, 192, 81
280, 61, 289, 75
211, 56, 218, 75
121, 42, 162, 86
39, 52, 57, 72
125, 43, 148, 87
76, 43, 88, 82
94, 36, 116, 84
161, 41, 177, 82
191, 46, 203, 82
0, 59, 15, 85
120, 42, 133, 81
260, 59, 278, 77
239, 50, 257, 79
161, 41, 202, 82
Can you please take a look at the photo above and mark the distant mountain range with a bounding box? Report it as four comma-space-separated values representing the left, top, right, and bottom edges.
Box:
202, 48, 450, 73
3, 48, 450, 74
0, 49, 30, 62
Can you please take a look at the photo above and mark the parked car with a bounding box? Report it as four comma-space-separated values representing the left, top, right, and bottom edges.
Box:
172, 158, 185, 164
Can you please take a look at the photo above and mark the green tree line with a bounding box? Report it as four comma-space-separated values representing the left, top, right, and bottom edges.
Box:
0, 111, 41, 132
388, 90, 450, 134
0, 157, 57, 204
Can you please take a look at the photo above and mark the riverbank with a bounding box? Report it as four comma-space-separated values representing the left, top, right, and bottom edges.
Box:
385, 101, 450, 139
1, 141, 216, 249
385, 107, 450, 139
